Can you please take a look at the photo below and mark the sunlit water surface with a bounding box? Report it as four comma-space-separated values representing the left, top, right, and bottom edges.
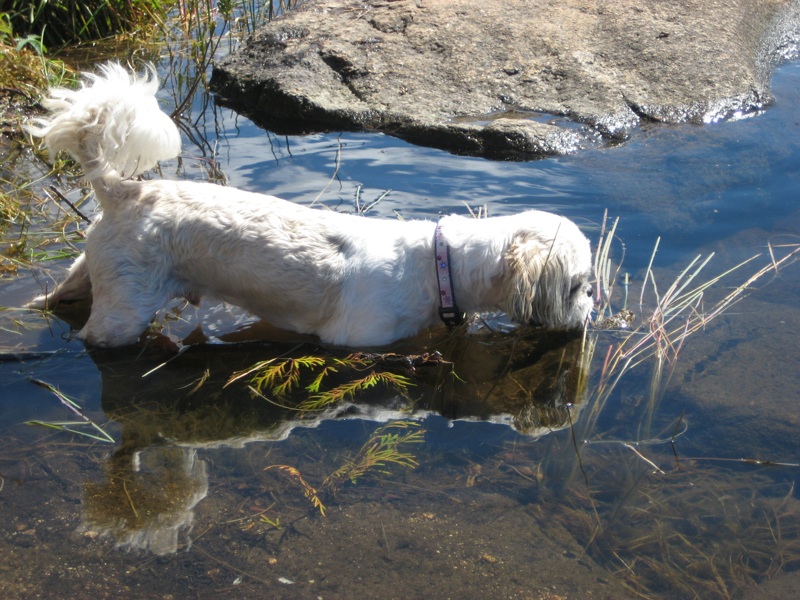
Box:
1, 49, 800, 599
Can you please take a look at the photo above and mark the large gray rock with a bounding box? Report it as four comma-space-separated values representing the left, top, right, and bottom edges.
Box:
211, 0, 798, 158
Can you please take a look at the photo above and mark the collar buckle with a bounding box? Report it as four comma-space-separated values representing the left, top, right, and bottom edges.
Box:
438, 306, 463, 328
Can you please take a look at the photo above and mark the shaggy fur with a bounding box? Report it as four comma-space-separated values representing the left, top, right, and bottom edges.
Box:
27, 63, 595, 348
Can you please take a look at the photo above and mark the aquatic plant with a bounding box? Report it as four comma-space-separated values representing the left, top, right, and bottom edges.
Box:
353, 184, 392, 215
0, 163, 90, 276
586, 211, 800, 443
265, 464, 328, 516
554, 452, 800, 600
573, 213, 800, 484
323, 421, 424, 492
226, 352, 425, 519
538, 212, 800, 598
25, 378, 115, 443
227, 353, 414, 414
161, 1, 296, 128
266, 421, 425, 516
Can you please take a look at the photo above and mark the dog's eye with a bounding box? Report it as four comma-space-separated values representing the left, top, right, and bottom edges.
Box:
570, 282, 593, 298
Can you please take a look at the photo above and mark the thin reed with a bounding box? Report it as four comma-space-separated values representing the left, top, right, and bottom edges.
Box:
26, 378, 115, 442
557, 214, 800, 598
585, 213, 800, 441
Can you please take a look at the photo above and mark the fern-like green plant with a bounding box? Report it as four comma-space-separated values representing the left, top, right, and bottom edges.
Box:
265, 357, 325, 398
227, 353, 414, 413
263, 422, 424, 516
299, 371, 413, 412
227, 356, 324, 396
265, 465, 327, 516
323, 421, 424, 491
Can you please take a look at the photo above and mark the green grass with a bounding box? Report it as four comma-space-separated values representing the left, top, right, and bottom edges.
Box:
26, 378, 115, 443
4, 0, 169, 50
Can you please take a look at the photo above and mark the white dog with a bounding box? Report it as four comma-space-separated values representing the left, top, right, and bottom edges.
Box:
27, 63, 594, 348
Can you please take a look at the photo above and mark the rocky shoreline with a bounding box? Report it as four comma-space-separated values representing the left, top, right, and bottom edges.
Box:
211, 0, 800, 159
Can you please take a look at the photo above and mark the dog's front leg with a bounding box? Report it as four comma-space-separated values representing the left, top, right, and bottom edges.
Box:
28, 252, 93, 310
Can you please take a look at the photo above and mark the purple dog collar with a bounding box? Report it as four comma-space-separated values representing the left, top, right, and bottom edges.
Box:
434, 221, 464, 327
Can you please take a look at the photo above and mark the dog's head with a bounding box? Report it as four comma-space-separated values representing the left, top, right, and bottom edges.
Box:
502, 214, 594, 329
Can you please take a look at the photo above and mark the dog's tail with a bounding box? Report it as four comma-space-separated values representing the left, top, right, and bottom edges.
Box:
27, 62, 181, 187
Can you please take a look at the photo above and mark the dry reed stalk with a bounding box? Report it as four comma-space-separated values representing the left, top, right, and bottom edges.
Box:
577, 216, 800, 454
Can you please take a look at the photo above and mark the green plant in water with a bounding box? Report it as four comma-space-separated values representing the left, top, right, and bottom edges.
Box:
556, 214, 800, 597
264, 464, 327, 516
258, 514, 281, 530
0, 166, 90, 275
0, 188, 22, 232
227, 353, 414, 413
301, 370, 414, 412
25, 378, 115, 443
231, 354, 421, 516
266, 421, 424, 517
162, 0, 297, 124
323, 421, 424, 491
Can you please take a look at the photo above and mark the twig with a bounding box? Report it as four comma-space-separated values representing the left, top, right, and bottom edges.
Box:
380, 520, 392, 561
361, 189, 392, 214
640, 236, 660, 308
49, 186, 92, 224
192, 545, 274, 587
623, 443, 665, 474
310, 137, 343, 207
680, 457, 800, 468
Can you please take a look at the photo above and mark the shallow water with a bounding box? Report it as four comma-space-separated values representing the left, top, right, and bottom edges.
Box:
2, 43, 800, 600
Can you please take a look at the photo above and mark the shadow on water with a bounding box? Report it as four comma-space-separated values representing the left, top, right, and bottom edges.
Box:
3, 5, 800, 598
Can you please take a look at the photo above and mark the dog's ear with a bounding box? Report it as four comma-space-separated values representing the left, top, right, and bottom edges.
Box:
504, 232, 571, 327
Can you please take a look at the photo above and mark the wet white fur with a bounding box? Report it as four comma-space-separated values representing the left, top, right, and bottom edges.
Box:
27, 63, 594, 348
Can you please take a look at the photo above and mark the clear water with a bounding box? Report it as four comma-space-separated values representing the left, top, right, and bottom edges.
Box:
2, 47, 800, 600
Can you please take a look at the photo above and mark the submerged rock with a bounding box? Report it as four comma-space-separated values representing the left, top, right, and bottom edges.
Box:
211, 0, 799, 159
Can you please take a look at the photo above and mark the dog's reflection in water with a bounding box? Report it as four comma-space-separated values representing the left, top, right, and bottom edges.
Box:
80, 325, 587, 553
81, 446, 207, 555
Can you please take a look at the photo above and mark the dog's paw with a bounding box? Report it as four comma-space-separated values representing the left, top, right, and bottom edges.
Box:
26, 294, 51, 310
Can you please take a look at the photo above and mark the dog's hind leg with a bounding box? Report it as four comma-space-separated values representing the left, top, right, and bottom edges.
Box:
28, 253, 93, 310
77, 283, 169, 347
